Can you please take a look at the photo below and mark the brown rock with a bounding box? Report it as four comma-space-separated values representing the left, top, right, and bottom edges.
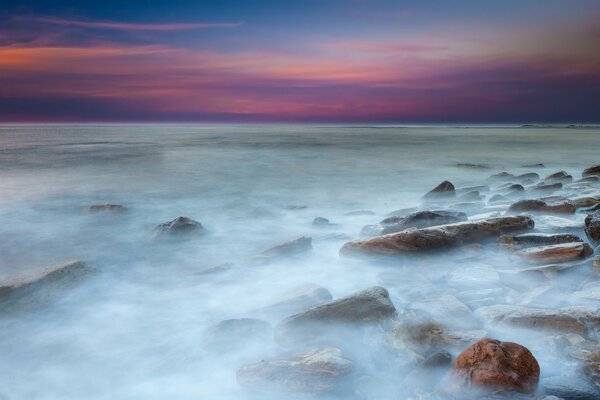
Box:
499, 233, 583, 249
237, 347, 354, 393
545, 171, 573, 182
531, 182, 562, 192
443, 338, 540, 395
584, 211, 600, 244
340, 216, 534, 257
583, 164, 600, 178
477, 305, 587, 335
508, 199, 575, 214
515, 242, 593, 265
424, 180, 456, 198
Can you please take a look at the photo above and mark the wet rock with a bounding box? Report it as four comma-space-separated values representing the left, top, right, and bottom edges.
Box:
531, 182, 563, 192
424, 180, 456, 199
253, 283, 333, 319
409, 295, 477, 328
0, 260, 87, 310
545, 171, 573, 183
515, 242, 593, 264
570, 196, 599, 209
508, 199, 576, 214
442, 338, 540, 395
152, 216, 203, 237
488, 172, 515, 182
275, 286, 396, 347
477, 305, 587, 335
312, 217, 331, 226
541, 375, 600, 400
85, 204, 126, 213
499, 233, 583, 249
578, 176, 600, 183
365, 210, 468, 236
237, 347, 354, 394
203, 318, 272, 351
584, 211, 600, 244
253, 236, 312, 264
516, 173, 540, 182
582, 164, 600, 178
522, 163, 545, 168
341, 216, 534, 257
504, 260, 589, 279
534, 215, 586, 231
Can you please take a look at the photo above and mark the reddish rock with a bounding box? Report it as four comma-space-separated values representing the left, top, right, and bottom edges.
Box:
515, 242, 593, 265
508, 199, 575, 214
443, 338, 540, 395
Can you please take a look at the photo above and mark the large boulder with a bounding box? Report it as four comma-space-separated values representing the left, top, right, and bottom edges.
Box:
363, 210, 467, 236
253, 236, 312, 264
423, 180, 456, 199
515, 242, 593, 265
582, 164, 600, 178
499, 233, 583, 249
275, 286, 396, 347
341, 216, 534, 257
477, 305, 587, 335
237, 347, 354, 394
0, 260, 87, 311
584, 211, 600, 244
442, 338, 540, 395
508, 199, 576, 214
152, 216, 203, 237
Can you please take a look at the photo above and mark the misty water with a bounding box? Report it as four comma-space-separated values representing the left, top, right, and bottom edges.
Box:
1, 124, 599, 399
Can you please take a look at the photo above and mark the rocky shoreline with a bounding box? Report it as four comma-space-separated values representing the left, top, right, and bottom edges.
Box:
3, 163, 600, 399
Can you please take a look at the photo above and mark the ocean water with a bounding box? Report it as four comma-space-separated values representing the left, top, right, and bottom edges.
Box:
0, 124, 599, 399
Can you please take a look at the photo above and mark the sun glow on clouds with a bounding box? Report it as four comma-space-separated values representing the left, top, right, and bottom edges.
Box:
1, 7, 600, 122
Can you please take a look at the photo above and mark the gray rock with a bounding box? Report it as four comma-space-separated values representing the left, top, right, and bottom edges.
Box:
364, 210, 467, 236
237, 347, 354, 393
313, 217, 331, 226
152, 216, 203, 237
477, 305, 587, 335
424, 180, 456, 199
409, 295, 477, 328
541, 375, 600, 400
253, 236, 312, 264
275, 286, 396, 347
531, 182, 563, 192
545, 171, 573, 183
584, 211, 600, 244
253, 283, 333, 319
85, 204, 126, 213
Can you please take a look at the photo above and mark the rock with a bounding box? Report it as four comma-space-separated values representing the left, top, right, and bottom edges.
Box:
515, 242, 593, 265
531, 182, 563, 192
203, 318, 272, 351
499, 233, 584, 249
516, 173, 540, 182
504, 184, 526, 193
85, 204, 126, 213
522, 163, 545, 168
477, 305, 587, 335
546, 171, 573, 182
152, 216, 203, 237
237, 347, 354, 393
457, 185, 491, 194
501, 260, 588, 279
488, 172, 515, 181
195, 262, 234, 275
508, 199, 576, 214
456, 163, 490, 169
0, 260, 87, 310
253, 236, 312, 264
583, 164, 600, 178
442, 338, 540, 395
313, 217, 331, 226
253, 283, 333, 319
459, 191, 483, 202
275, 286, 396, 347
541, 375, 600, 400
584, 211, 600, 244
424, 180, 456, 199
489, 194, 508, 203
534, 215, 586, 231
340, 216, 534, 257
369, 210, 467, 236
409, 295, 477, 328
569, 196, 599, 209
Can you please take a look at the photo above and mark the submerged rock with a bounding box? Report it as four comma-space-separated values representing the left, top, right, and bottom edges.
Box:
541, 375, 600, 400
152, 216, 203, 237
341, 216, 534, 257
515, 242, 593, 265
545, 171, 573, 183
584, 211, 600, 244
312, 217, 331, 226
531, 182, 563, 192
508, 199, 576, 214
499, 233, 583, 249
582, 164, 600, 178
203, 318, 272, 351
253, 236, 312, 264
0, 260, 87, 310
442, 338, 540, 395
409, 294, 477, 328
237, 347, 354, 394
488, 172, 515, 182
275, 286, 396, 347
365, 210, 467, 236
85, 204, 126, 213
253, 283, 333, 319
516, 172, 540, 182
477, 305, 587, 335
424, 180, 456, 199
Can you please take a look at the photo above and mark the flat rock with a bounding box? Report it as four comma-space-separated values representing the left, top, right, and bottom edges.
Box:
253, 236, 312, 264
364, 210, 467, 236
237, 347, 354, 393
253, 283, 333, 319
508, 199, 575, 214
515, 242, 593, 265
442, 338, 540, 395
531, 182, 563, 192
152, 216, 203, 237
275, 286, 396, 347
499, 233, 583, 249
85, 204, 126, 213
0, 260, 87, 311
477, 305, 587, 335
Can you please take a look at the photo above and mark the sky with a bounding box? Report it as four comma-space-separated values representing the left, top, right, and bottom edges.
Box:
1, 0, 599, 123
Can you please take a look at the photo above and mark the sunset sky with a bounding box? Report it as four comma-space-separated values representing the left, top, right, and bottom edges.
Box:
1, 0, 599, 123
